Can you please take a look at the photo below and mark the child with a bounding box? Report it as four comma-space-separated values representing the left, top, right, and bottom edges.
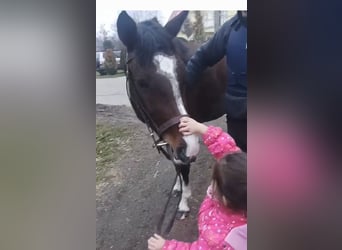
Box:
148, 117, 247, 250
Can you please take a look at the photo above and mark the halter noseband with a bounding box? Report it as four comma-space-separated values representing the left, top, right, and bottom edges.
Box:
126, 56, 187, 236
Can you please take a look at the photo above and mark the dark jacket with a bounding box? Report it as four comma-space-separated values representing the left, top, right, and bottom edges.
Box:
186, 12, 247, 119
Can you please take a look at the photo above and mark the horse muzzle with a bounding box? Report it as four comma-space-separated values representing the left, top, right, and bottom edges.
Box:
173, 144, 197, 165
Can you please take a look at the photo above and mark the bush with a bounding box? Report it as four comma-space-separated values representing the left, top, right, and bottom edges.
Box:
103, 49, 117, 75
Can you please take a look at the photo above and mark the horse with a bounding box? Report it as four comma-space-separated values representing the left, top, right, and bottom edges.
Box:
117, 11, 227, 219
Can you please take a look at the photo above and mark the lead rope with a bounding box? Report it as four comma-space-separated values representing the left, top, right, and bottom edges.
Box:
156, 170, 183, 236
125, 58, 184, 236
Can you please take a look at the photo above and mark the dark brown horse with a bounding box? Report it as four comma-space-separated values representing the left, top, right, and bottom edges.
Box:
117, 11, 227, 216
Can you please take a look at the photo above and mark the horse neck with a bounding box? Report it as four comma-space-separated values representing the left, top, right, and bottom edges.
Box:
172, 38, 198, 64
172, 38, 227, 122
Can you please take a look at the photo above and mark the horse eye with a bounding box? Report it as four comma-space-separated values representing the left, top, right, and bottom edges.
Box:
137, 80, 149, 88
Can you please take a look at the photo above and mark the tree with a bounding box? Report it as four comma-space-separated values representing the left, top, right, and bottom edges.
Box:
193, 11, 205, 42
103, 49, 117, 75
181, 17, 193, 39
97, 24, 108, 41
103, 40, 117, 75
214, 11, 221, 31
96, 37, 103, 51
96, 24, 110, 51
103, 40, 113, 50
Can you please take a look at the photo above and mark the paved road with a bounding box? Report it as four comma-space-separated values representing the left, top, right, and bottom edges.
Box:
96, 76, 130, 106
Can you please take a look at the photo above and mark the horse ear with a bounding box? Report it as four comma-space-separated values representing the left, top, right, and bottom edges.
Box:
164, 11, 189, 37
117, 11, 137, 51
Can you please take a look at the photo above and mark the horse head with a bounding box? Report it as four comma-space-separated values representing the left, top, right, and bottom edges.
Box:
117, 11, 200, 165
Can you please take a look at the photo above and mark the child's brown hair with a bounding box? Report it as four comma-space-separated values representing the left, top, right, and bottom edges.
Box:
212, 152, 247, 213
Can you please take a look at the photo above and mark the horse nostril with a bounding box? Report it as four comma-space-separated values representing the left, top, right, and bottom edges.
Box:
176, 146, 190, 164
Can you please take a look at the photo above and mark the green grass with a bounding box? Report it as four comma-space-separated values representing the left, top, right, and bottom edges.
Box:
96, 123, 130, 183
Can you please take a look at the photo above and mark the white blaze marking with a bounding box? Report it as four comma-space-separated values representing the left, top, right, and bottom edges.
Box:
153, 54, 187, 115
153, 54, 200, 157
184, 135, 200, 157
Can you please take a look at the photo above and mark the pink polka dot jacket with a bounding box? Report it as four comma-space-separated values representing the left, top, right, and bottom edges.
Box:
162, 126, 247, 250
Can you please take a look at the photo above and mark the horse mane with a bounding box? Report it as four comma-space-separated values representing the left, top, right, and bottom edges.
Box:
172, 38, 197, 63
134, 18, 198, 68
135, 19, 174, 66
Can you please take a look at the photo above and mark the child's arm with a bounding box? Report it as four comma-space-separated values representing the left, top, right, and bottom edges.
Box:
162, 237, 210, 250
148, 233, 211, 250
148, 190, 230, 250
202, 126, 240, 160
179, 117, 240, 160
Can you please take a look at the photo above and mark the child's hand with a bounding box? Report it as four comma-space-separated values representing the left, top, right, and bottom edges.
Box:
148, 234, 165, 250
179, 117, 208, 135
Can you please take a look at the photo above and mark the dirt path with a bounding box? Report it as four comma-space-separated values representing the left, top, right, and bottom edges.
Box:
96, 104, 226, 250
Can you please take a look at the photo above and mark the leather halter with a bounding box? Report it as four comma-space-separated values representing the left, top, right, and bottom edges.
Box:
126, 56, 186, 236
125, 56, 188, 156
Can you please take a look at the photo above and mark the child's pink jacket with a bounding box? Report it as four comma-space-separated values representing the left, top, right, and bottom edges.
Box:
162, 126, 247, 250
